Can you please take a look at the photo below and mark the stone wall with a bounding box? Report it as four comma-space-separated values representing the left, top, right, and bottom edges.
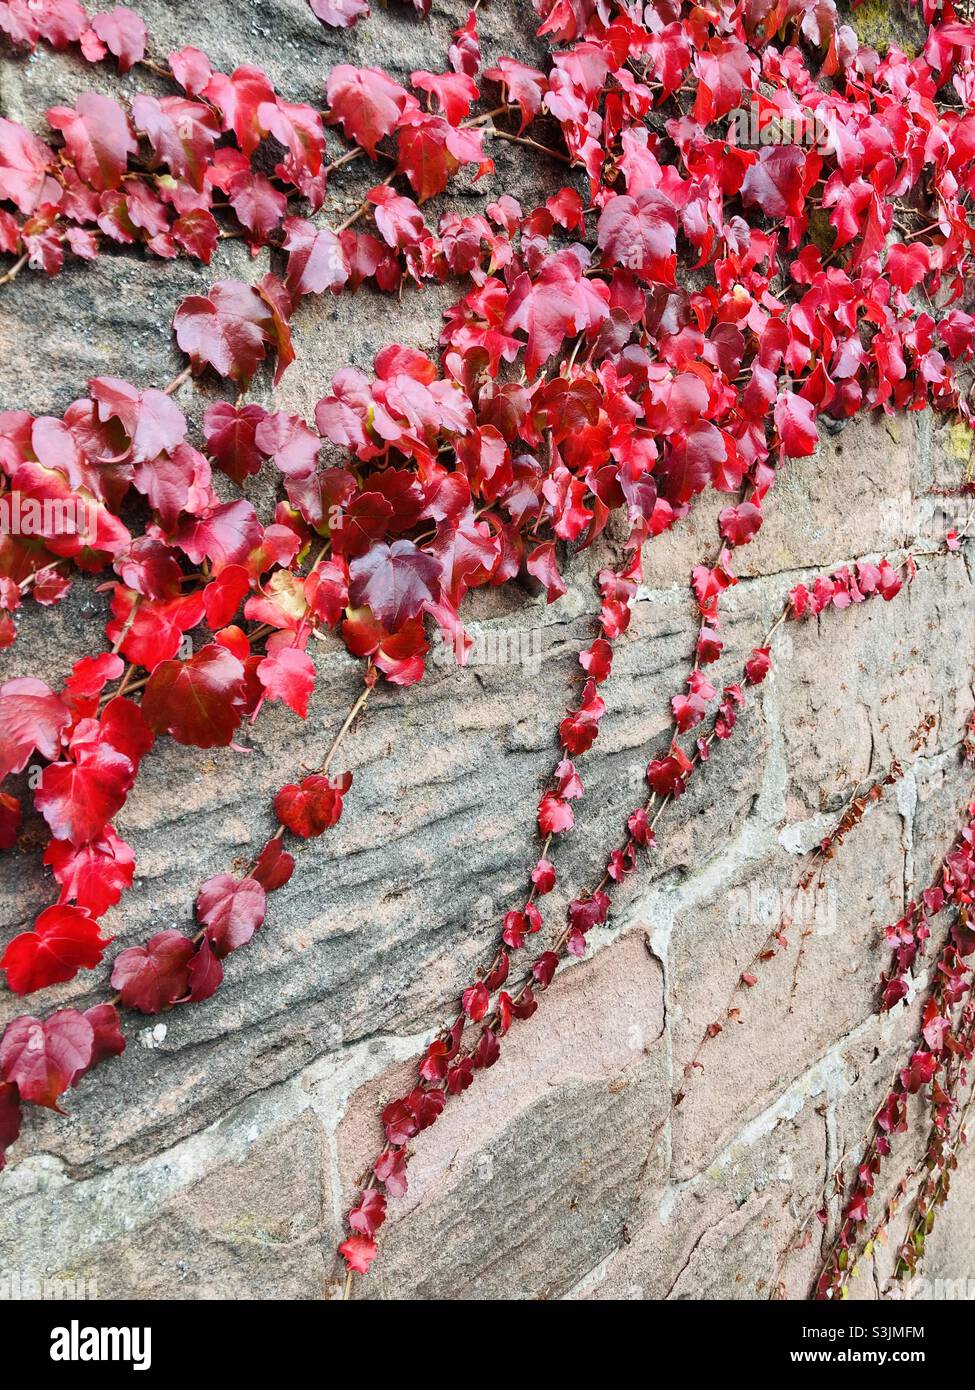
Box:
1, 1, 974, 1302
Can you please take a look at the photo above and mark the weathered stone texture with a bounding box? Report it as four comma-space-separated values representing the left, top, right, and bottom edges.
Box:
1, 1, 974, 1303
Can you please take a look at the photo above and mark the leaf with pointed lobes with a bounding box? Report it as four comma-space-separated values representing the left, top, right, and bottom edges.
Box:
142, 644, 248, 748
131, 92, 219, 191
339, 1234, 377, 1275
0, 1009, 93, 1110
308, 0, 370, 28
484, 58, 547, 131
533, 951, 559, 989
0, 117, 56, 214
657, 423, 728, 506
349, 539, 442, 631
627, 807, 656, 848
419, 1018, 462, 1082
647, 741, 694, 800
744, 647, 771, 685
503, 250, 609, 379
88, 375, 187, 467
203, 402, 269, 486
63, 654, 125, 715
597, 187, 677, 282
559, 679, 605, 754
283, 217, 349, 301
111, 930, 196, 1014
1, 905, 112, 994
691, 549, 737, 615
173, 278, 294, 388
472, 1026, 501, 1068
349, 1188, 387, 1237
83, 1002, 125, 1069
718, 501, 763, 547
203, 565, 251, 631
900, 1050, 938, 1094
257, 644, 316, 719
411, 69, 479, 125
0, 0, 88, 50
538, 790, 574, 836
462, 980, 490, 1021
254, 411, 320, 479
196, 873, 267, 957
774, 391, 818, 457
185, 939, 224, 1003
382, 1086, 444, 1146
274, 771, 352, 839
526, 540, 566, 603
374, 1144, 408, 1197
579, 638, 612, 683
46, 92, 137, 192
502, 910, 529, 949
531, 858, 556, 894
202, 65, 275, 157
252, 838, 295, 892
35, 735, 135, 846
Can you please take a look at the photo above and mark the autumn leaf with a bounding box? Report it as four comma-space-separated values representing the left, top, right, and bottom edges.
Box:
141, 644, 248, 748
111, 931, 195, 1014
0, 1010, 94, 1110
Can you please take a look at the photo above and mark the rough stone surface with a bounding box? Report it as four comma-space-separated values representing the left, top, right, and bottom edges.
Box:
1, 1, 974, 1304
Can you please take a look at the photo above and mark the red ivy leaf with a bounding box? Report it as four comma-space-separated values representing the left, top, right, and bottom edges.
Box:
141, 644, 247, 748
349, 1188, 387, 1237
111, 930, 195, 1014
274, 771, 352, 838
308, 0, 370, 28
202, 401, 269, 486
0, 677, 71, 780
35, 742, 134, 846
256, 645, 316, 719
253, 837, 295, 892
339, 1233, 377, 1274
348, 539, 442, 629
326, 65, 413, 156
173, 279, 289, 388
1, 905, 112, 994
282, 216, 349, 300
86, 7, 147, 73
0, 1009, 94, 1110
84, 1002, 126, 1068
774, 392, 818, 457
46, 92, 137, 192
0, 117, 54, 214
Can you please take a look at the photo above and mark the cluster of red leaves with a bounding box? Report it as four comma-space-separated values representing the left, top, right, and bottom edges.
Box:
1, 0, 975, 1291
0, 3, 145, 69
816, 804, 975, 1298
